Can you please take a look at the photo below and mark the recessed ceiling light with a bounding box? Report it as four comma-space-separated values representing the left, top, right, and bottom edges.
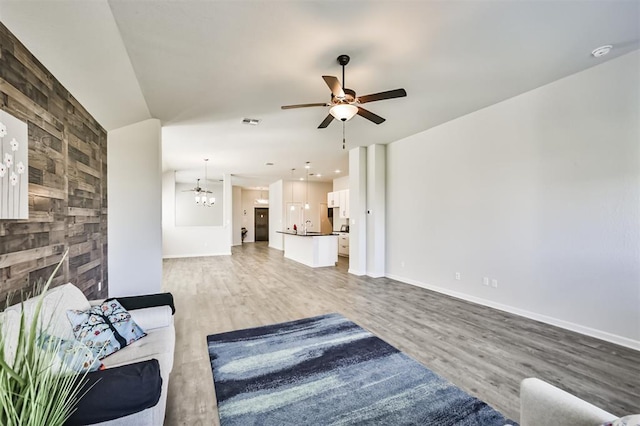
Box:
316, 174, 322, 177
241, 118, 261, 125
335, 169, 341, 173
304, 162, 311, 169
591, 45, 613, 58
299, 177, 304, 181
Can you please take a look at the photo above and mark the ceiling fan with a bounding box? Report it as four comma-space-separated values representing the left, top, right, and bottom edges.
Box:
181, 159, 216, 206
281, 54, 407, 128
181, 178, 212, 195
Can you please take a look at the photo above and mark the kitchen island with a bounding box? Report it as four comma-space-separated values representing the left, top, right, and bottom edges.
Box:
277, 231, 338, 268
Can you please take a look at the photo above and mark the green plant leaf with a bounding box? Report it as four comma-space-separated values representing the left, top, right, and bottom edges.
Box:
0, 250, 89, 426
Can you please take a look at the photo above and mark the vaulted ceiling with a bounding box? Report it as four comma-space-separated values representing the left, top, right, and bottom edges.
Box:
1, 0, 638, 187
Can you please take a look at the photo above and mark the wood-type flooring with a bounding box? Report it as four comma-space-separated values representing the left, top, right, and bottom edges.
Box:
163, 242, 639, 425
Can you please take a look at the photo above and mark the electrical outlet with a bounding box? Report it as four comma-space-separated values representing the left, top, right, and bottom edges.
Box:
455, 272, 461, 280
483, 277, 489, 286
491, 279, 498, 288
98, 281, 102, 291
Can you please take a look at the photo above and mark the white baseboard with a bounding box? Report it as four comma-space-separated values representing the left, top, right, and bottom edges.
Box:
386, 273, 640, 351
163, 251, 232, 259
367, 271, 385, 278
348, 268, 366, 276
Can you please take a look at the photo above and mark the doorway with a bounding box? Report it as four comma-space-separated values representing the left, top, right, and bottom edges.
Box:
319, 202, 332, 234
255, 207, 269, 241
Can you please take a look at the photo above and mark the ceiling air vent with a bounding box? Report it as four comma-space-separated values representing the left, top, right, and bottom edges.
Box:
242, 118, 261, 126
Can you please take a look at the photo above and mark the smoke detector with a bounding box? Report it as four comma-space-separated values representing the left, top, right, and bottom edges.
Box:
591, 45, 612, 58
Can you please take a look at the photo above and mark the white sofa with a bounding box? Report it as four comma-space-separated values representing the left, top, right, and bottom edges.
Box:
0, 283, 175, 425
520, 378, 620, 426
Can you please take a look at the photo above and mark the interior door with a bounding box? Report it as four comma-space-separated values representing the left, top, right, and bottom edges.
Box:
255, 207, 269, 241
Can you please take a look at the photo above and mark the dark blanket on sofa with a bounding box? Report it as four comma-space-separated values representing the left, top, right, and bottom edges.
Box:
65, 359, 162, 425
108, 293, 175, 314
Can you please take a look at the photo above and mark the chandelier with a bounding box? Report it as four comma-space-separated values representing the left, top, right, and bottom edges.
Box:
195, 159, 215, 207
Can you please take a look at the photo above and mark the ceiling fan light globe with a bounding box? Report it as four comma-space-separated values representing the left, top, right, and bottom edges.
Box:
329, 104, 358, 122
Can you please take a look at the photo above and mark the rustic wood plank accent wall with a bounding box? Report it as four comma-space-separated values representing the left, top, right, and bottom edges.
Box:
0, 22, 108, 304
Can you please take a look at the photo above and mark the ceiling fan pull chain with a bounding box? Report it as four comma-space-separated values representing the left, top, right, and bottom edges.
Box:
342, 122, 346, 150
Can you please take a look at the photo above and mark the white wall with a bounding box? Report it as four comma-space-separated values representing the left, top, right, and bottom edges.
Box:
108, 119, 162, 297
349, 147, 367, 276
162, 171, 232, 258
232, 186, 242, 245
386, 51, 640, 348
281, 180, 332, 233
366, 145, 386, 278
269, 180, 284, 250
175, 181, 223, 226
333, 176, 349, 191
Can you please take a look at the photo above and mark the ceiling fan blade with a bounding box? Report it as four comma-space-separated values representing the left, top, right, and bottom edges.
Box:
322, 76, 345, 99
318, 114, 335, 129
281, 103, 328, 109
357, 107, 385, 125
357, 88, 407, 104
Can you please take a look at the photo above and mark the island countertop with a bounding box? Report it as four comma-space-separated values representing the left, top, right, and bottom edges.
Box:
279, 231, 338, 267
276, 231, 337, 237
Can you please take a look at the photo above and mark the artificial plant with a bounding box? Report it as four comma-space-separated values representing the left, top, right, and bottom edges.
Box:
0, 251, 89, 425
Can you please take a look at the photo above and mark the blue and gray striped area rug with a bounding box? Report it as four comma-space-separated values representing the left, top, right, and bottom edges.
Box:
207, 313, 517, 426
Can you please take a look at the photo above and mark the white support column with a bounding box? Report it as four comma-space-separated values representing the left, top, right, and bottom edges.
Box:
108, 118, 162, 297
348, 146, 367, 276
269, 179, 284, 251
366, 144, 386, 277
222, 173, 233, 250
232, 186, 242, 246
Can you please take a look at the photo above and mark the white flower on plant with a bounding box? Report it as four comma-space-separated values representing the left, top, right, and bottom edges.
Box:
16, 161, 25, 174
10, 138, 19, 151
4, 153, 12, 167
0, 162, 6, 177
0, 122, 6, 137
10, 172, 18, 186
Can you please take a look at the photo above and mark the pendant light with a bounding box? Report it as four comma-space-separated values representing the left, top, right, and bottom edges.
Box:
304, 162, 310, 210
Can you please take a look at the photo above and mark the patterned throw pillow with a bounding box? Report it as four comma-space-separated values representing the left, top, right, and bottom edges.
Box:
39, 333, 104, 373
66, 300, 146, 360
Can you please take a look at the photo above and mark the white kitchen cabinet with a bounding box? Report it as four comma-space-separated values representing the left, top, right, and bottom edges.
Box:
338, 189, 349, 218
338, 233, 349, 257
327, 191, 338, 208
